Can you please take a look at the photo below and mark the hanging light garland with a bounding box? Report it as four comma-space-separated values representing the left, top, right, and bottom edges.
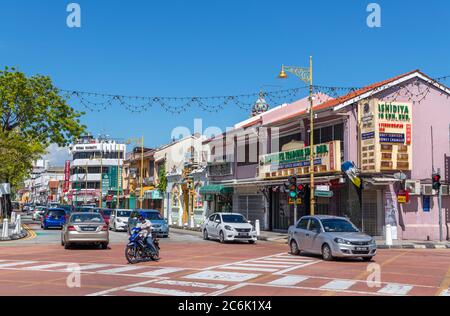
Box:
58, 75, 449, 115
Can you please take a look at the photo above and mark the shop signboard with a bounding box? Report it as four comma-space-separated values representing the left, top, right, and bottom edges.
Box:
314, 190, 334, 198
258, 141, 341, 180
288, 197, 302, 205
359, 99, 413, 173
63, 160, 71, 193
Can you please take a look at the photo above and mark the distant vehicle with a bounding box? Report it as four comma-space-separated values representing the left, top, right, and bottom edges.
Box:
57, 205, 74, 218
32, 206, 47, 221
288, 215, 377, 261
74, 206, 95, 213
127, 210, 169, 238
61, 212, 109, 249
92, 208, 113, 226
202, 213, 257, 244
41, 208, 67, 230
125, 227, 160, 264
109, 209, 132, 232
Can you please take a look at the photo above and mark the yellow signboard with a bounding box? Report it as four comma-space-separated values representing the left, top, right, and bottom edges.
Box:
359, 99, 413, 173
288, 198, 302, 205
397, 195, 407, 203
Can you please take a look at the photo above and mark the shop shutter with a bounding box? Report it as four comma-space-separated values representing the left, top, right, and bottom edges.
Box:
235, 195, 265, 228
362, 190, 378, 236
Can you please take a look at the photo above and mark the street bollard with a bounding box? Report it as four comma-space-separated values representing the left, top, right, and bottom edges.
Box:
190, 215, 195, 228
255, 219, 261, 237
178, 211, 182, 227
385, 224, 393, 246
10, 211, 16, 224
15, 215, 21, 234
2, 218, 9, 238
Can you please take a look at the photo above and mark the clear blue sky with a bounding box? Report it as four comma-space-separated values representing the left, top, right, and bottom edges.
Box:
1, 0, 449, 152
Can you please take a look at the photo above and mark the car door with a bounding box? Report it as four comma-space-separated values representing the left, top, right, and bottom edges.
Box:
210, 214, 222, 238
292, 218, 309, 251
306, 218, 323, 254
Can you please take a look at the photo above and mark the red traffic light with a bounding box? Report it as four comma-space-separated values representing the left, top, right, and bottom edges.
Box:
433, 174, 441, 182
297, 184, 304, 191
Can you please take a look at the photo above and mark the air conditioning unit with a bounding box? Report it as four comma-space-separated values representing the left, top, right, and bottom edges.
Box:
405, 180, 421, 195
441, 185, 449, 196
421, 184, 433, 196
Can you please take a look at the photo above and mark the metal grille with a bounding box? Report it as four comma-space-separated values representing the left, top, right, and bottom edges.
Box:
362, 190, 379, 236
236, 195, 264, 227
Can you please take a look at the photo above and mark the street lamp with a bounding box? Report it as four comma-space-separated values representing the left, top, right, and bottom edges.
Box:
126, 136, 145, 209
278, 56, 315, 216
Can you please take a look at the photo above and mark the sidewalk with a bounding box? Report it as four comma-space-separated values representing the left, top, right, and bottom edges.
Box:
169, 226, 450, 248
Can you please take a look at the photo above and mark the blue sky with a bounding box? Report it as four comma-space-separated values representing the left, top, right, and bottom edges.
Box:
1, 0, 449, 163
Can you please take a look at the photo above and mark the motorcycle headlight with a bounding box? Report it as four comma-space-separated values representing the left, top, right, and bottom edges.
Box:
224, 225, 234, 231
334, 238, 351, 245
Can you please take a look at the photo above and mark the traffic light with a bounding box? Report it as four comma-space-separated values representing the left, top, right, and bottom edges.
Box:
297, 184, 305, 198
288, 176, 298, 199
432, 173, 441, 190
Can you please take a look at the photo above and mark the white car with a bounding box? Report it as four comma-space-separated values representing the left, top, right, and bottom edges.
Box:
109, 209, 132, 232
32, 207, 47, 221
202, 213, 257, 244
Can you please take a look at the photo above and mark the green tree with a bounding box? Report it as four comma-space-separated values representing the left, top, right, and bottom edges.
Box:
0, 67, 86, 189
0, 67, 85, 147
157, 165, 167, 194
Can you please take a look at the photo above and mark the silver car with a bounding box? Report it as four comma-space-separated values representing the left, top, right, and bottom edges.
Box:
61, 212, 109, 249
288, 215, 377, 261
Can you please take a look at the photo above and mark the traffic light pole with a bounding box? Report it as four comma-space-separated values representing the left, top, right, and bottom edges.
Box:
438, 182, 443, 242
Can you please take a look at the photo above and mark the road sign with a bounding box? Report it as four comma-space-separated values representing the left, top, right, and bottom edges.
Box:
314, 190, 334, 198
394, 172, 407, 180
316, 185, 330, 192
288, 197, 302, 205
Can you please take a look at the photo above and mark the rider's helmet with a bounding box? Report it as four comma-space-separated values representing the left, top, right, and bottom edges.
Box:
138, 211, 146, 221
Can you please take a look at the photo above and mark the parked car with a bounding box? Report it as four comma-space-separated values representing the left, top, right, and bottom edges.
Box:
41, 208, 67, 230
202, 213, 257, 244
61, 212, 109, 249
92, 208, 113, 226
128, 209, 169, 237
109, 209, 132, 232
32, 206, 47, 221
288, 215, 377, 261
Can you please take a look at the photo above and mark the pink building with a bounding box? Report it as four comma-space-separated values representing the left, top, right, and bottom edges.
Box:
203, 70, 450, 241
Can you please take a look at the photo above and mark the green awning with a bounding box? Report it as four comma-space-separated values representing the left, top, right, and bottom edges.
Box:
199, 185, 233, 195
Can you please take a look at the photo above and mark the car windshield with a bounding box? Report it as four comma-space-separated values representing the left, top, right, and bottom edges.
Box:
48, 210, 65, 217
143, 212, 163, 221
70, 213, 104, 223
117, 211, 131, 217
222, 214, 247, 223
101, 210, 112, 216
321, 219, 359, 233
77, 207, 93, 213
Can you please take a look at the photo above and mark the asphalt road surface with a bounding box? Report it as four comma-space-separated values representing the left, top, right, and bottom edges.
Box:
0, 214, 449, 296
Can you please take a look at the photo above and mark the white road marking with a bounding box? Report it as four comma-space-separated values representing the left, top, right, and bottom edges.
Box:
377, 284, 413, 295
126, 286, 205, 296
439, 289, 450, 296
274, 261, 321, 275
184, 271, 260, 282
156, 280, 227, 290
57, 264, 111, 272
253, 260, 308, 265
267, 276, 309, 286
24, 263, 70, 270
87, 279, 160, 296
0, 261, 37, 268
228, 262, 293, 268
221, 266, 279, 272
96, 266, 142, 274
137, 268, 184, 277
209, 283, 248, 296
320, 280, 357, 291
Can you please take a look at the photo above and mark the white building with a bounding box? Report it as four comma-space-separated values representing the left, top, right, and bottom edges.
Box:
68, 135, 126, 207
24, 160, 65, 204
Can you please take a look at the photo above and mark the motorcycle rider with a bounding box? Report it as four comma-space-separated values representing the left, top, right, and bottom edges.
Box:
136, 212, 158, 258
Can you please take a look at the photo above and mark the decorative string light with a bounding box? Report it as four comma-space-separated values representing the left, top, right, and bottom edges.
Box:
58, 75, 449, 114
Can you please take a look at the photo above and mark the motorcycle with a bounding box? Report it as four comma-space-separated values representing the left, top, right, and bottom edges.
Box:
125, 227, 160, 264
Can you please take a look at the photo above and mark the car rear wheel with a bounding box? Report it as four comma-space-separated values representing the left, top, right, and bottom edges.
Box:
64, 242, 71, 250
203, 229, 209, 240
290, 240, 300, 255
322, 244, 334, 261
219, 231, 225, 243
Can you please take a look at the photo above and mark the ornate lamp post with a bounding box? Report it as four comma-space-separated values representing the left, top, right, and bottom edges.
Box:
278, 56, 315, 215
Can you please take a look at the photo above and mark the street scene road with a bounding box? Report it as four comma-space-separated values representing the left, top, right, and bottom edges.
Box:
0, 213, 449, 296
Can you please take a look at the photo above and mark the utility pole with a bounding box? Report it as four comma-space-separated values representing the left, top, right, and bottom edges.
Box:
84, 161, 88, 205
99, 144, 103, 208
140, 136, 144, 209
117, 143, 121, 209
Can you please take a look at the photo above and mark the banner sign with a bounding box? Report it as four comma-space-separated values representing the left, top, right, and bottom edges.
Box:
359, 99, 413, 173
259, 141, 341, 179
63, 160, 71, 193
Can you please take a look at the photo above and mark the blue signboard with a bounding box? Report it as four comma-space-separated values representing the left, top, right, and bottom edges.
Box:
362, 131, 375, 140
379, 133, 405, 143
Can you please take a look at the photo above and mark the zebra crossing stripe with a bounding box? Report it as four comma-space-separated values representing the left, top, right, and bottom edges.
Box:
0, 261, 37, 268
228, 262, 293, 268
137, 268, 184, 277
96, 266, 142, 274
221, 266, 279, 272
377, 284, 413, 295
126, 286, 205, 296
57, 264, 111, 272
253, 260, 307, 265
156, 280, 227, 290
267, 276, 309, 286
23, 263, 70, 270
184, 270, 260, 282
320, 280, 357, 291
